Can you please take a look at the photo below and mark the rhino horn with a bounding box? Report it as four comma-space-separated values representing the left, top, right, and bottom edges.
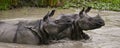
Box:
94, 10, 101, 18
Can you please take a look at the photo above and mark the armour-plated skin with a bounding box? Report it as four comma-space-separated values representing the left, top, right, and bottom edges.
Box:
0, 10, 73, 45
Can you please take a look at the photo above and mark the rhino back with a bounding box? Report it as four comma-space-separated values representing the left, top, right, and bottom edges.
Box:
0, 20, 40, 45
15, 20, 40, 44
0, 20, 18, 43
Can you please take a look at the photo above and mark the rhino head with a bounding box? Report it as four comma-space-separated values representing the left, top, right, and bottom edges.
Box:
77, 7, 105, 30
58, 7, 105, 30
43, 9, 73, 34
41, 9, 73, 41
55, 7, 105, 40
27, 10, 73, 44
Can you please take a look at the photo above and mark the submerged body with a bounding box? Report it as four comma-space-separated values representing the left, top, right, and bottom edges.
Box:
0, 20, 40, 44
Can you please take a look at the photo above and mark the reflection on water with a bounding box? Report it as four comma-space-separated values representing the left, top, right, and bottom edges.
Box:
0, 41, 84, 48
0, 7, 120, 48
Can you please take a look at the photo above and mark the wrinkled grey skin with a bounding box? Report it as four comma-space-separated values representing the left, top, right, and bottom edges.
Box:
0, 10, 73, 45
57, 7, 105, 40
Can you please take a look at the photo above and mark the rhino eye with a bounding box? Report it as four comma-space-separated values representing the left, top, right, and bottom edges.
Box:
67, 20, 71, 22
54, 20, 59, 23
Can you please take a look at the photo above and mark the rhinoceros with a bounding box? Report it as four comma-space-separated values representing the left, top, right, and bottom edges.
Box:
57, 7, 105, 40
0, 10, 73, 45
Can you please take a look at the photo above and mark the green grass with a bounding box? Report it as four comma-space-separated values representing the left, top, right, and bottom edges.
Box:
88, 0, 120, 11
0, 0, 11, 10
62, 0, 120, 11
0, 0, 62, 10
0, 0, 120, 11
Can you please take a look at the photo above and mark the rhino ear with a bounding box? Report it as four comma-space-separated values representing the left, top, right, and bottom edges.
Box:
79, 7, 85, 18
79, 7, 85, 15
43, 11, 50, 21
85, 7, 92, 13
49, 9, 56, 17
43, 9, 55, 21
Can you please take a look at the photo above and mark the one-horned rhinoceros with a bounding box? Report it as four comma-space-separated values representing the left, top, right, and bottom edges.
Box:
57, 7, 105, 40
0, 10, 73, 45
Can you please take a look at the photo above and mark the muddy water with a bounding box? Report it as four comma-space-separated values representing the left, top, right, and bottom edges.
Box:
0, 7, 120, 48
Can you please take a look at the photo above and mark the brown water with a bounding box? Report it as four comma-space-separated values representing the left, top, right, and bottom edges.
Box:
0, 7, 120, 48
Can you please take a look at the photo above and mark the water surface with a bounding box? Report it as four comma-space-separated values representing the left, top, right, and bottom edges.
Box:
0, 7, 120, 48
